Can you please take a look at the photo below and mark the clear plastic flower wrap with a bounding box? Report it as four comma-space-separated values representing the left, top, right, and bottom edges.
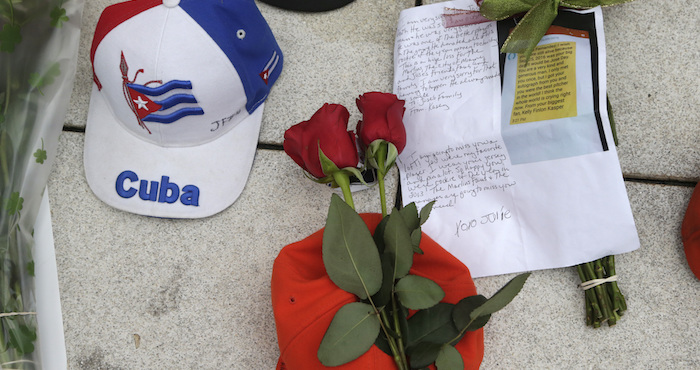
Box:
1, 0, 84, 367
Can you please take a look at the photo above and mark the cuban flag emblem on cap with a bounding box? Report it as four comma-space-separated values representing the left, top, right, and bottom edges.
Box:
259, 50, 280, 85
85, 0, 284, 219
120, 52, 204, 133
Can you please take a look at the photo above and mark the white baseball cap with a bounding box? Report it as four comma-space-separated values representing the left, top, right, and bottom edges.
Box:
85, 0, 282, 218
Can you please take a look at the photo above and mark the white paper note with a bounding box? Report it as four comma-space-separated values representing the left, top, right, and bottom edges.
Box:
393, 1, 639, 277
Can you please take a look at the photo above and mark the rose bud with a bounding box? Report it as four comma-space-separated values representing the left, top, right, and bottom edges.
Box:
355, 92, 407, 154
283, 103, 359, 179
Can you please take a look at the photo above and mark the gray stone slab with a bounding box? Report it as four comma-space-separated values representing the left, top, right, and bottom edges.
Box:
605, 0, 700, 181
64, 0, 114, 128
51, 0, 700, 369
50, 130, 700, 368
258, 0, 415, 144
49, 131, 397, 369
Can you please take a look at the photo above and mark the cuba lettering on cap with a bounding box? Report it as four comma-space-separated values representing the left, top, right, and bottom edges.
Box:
84, 0, 282, 218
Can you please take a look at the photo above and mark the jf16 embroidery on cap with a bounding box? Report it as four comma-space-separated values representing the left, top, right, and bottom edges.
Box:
83, 0, 283, 219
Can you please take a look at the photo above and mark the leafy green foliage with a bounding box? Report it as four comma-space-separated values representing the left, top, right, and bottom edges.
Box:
29, 62, 62, 95
1, 0, 73, 365
319, 197, 530, 369
435, 343, 464, 370
26, 261, 35, 277
5, 317, 37, 355
50, 6, 69, 28
469, 272, 531, 320
407, 303, 461, 349
322, 194, 382, 299
5, 192, 24, 216
453, 295, 491, 332
370, 254, 395, 308
395, 275, 444, 310
33, 138, 47, 164
319, 147, 340, 178
407, 341, 443, 368
383, 211, 414, 279
399, 203, 419, 230
33, 148, 47, 164
317, 302, 381, 366
0, 24, 22, 53
418, 201, 435, 226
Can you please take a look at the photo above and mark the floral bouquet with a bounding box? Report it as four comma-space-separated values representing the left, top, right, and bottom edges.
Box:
272, 92, 529, 369
1, 0, 84, 367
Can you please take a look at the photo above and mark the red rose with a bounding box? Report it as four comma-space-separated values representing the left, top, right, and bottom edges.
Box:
356, 92, 407, 154
283, 103, 359, 178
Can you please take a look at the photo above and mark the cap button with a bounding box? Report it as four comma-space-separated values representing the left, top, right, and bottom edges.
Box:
163, 0, 180, 7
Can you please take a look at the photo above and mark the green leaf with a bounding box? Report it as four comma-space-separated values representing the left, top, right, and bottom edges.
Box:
395, 275, 445, 310
29, 63, 62, 95
453, 295, 491, 332
50, 6, 69, 28
407, 302, 460, 349
322, 194, 382, 299
384, 141, 399, 171
317, 302, 380, 366
34, 148, 47, 164
370, 254, 395, 308
319, 145, 340, 177
343, 166, 370, 186
419, 201, 435, 225
407, 342, 442, 369
5, 318, 36, 355
367, 139, 383, 160
383, 210, 414, 280
26, 261, 35, 277
411, 229, 423, 254
399, 202, 420, 231
374, 329, 392, 357
399, 203, 425, 253
470, 273, 530, 320
28, 72, 43, 89
435, 344, 464, 370
0, 23, 22, 53
372, 215, 389, 254
5, 192, 24, 216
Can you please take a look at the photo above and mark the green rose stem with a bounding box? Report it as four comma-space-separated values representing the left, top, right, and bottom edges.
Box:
577, 256, 626, 327
377, 145, 409, 369
331, 171, 355, 210
376, 147, 410, 369
390, 295, 409, 369
378, 310, 407, 370
332, 146, 410, 369
576, 264, 602, 326
375, 143, 389, 217
329, 166, 406, 369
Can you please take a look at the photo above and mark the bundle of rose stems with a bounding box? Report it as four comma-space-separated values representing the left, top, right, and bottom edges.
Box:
576, 256, 626, 328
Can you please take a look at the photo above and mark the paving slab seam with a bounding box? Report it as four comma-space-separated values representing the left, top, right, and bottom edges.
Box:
623, 176, 697, 188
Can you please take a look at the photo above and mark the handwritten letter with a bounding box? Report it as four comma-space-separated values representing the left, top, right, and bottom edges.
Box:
393, 2, 639, 278
394, 15, 499, 117
393, 1, 504, 213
